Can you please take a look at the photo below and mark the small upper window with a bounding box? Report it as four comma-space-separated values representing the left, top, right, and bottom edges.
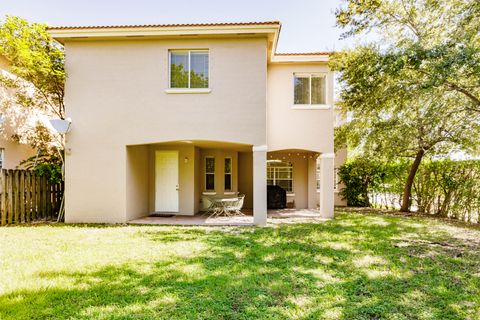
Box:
170, 50, 209, 89
294, 73, 326, 105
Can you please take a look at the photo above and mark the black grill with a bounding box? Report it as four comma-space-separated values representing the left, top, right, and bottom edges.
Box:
267, 185, 287, 209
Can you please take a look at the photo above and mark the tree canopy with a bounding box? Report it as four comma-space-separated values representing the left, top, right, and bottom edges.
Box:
0, 15, 65, 176
0, 15, 65, 119
331, 0, 480, 211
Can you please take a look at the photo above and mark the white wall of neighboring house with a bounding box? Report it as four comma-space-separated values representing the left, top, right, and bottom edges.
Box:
0, 55, 37, 169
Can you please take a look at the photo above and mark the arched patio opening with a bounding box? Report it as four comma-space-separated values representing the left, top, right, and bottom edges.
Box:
126, 140, 257, 221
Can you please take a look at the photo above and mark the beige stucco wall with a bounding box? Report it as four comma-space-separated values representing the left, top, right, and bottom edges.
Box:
194, 147, 201, 214
238, 152, 253, 209
0, 55, 37, 169
64, 37, 267, 222
0, 136, 36, 169
126, 145, 149, 220
267, 63, 334, 153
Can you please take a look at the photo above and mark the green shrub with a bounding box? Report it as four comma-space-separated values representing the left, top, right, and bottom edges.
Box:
337, 158, 384, 206
339, 158, 480, 223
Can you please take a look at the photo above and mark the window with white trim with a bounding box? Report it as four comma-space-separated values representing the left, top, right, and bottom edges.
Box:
224, 157, 232, 191
169, 50, 209, 89
294, 73, 326, 105
267, 160, 293, 192
316, 160, 321, 190
316, 163, 340, 191
205, 157, 215, 191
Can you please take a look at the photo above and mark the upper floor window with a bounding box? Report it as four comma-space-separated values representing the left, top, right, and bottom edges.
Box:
294, 73, 326, 105
169, 50, 209, 89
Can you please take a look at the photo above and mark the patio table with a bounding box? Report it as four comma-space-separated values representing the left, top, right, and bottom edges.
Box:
206, 196, 241, 217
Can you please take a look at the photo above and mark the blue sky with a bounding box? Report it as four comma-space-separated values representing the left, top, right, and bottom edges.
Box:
0, 0, 361, 52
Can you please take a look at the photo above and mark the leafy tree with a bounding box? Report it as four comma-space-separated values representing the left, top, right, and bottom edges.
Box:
336, 0, 480, 110
331, 0, 480, 211
0, 15, 65, 118
0, 15, 65, 175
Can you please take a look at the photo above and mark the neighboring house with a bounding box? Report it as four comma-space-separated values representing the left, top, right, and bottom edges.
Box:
48, 21, 344, 225
0, 55, 37, 169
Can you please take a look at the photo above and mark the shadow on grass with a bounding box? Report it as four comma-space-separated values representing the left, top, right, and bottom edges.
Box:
1, 213, 479, 319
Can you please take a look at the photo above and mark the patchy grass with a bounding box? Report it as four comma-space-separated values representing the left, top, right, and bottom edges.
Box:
0, 210, 479, 319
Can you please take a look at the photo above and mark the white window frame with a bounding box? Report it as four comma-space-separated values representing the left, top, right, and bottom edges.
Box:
316, 164, 340, 192
316, 160, 321, 191
204, 156, 215, 191
166, 49, 211, 94
224, 157, 233, 191
292, 72, 329, 109
267, 161, 294, 193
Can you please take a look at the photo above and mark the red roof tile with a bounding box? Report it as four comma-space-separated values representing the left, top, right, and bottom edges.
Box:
47, 21, 281, 31
275, 52, 334, 56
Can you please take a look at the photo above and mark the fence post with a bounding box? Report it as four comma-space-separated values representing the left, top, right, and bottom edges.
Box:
25, 171, 31, 223
13, 170, 19, 223
0, 170, 66, 225
0, 170, 5, 226
19, 170, 25, 223
7, 170, 13, 224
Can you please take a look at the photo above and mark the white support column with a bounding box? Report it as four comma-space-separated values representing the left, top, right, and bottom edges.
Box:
252, 145, 267, 226
319, 153, 335, 219
307, 156, 318, 209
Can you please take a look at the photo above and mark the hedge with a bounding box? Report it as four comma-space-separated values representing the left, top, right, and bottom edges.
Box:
338, 158, 480, 223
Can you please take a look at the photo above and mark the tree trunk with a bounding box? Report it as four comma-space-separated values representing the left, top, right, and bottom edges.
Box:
400, 149, 425, 212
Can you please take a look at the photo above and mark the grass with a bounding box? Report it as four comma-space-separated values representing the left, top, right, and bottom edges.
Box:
0, 209, 479, 320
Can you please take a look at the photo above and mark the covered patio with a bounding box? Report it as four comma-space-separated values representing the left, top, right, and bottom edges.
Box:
128, 208, 329, 226
126, 140, 270, 225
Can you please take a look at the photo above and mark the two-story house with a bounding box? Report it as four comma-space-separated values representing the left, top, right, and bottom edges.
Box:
48, 21, 339, 225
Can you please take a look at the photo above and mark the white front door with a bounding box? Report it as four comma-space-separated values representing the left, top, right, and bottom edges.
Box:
155, 150, 179, 212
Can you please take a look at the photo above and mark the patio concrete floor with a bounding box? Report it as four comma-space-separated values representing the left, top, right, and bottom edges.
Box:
128, 209, 330, 226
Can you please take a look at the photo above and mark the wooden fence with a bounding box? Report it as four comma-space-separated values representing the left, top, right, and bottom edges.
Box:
0, 169, 64, 225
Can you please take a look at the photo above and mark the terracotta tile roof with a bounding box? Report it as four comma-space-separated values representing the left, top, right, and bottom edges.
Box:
275, 52, 334, 56
47, 21, 281, 31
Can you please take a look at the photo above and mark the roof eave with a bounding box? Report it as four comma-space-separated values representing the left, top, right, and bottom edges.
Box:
48, 22, 281, 60
48, 24, 280, 41
270, 54, 330, 63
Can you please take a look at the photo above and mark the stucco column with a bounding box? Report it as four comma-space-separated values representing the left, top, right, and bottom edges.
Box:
307, 156, 318, 209
319, 153, 335, 219
252, 145, 267, 226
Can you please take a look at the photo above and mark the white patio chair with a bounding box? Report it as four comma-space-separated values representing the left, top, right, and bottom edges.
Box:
203, 196, 219, 215
225, 194, 245, 215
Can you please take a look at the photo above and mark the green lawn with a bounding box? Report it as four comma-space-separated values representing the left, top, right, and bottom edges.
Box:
0, 210, 479, 320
